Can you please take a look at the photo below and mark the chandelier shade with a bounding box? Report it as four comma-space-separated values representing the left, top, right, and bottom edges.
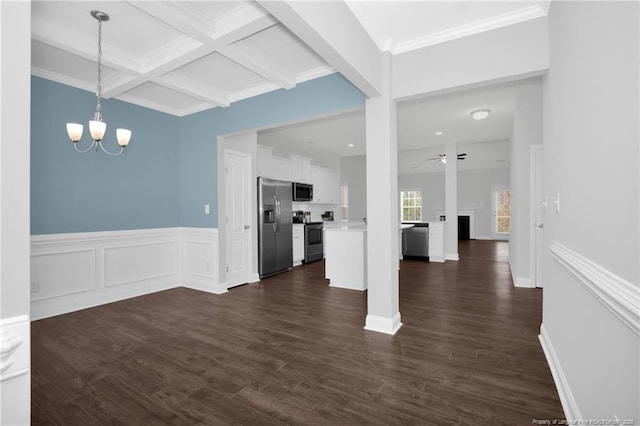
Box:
65, 10, 131, 156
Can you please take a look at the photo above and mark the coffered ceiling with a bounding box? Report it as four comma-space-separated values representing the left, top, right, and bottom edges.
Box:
33, 1, 546, 172
32, 1, 548, 118
31, 1, 333, 116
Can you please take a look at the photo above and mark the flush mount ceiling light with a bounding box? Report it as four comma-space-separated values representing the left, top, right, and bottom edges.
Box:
66, 10, 131, 156
347, 143, 355, 148
435, 131, 443, 136
470, 109, 491, 120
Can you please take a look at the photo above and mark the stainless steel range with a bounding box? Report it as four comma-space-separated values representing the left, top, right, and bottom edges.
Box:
303, 222, 323, 263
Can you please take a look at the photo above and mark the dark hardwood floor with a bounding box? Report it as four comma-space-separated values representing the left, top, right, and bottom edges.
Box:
31, 240, 564, 425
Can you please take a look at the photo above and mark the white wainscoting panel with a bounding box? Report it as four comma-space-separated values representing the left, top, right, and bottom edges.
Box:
30, 228, 225, 320
549, 241, 640, 336
31, 228, 183, 320
104, 241, 178, 287
31, 249, 96, 300
181, 228, 226, 294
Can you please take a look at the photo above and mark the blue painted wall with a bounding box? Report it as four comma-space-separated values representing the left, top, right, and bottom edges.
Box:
31, 77, 180, 234
179, 73, 366, 228
31, 73, 365, 234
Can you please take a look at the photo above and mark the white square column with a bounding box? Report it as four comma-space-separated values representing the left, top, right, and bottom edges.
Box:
364, 53, 402, 335
445, 141, 459, 260
0, 2, 32, 425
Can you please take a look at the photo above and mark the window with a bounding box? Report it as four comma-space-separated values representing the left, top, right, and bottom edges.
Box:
496, 188, 511, 234
400, 190, 422, 222
340, 184, 349, 221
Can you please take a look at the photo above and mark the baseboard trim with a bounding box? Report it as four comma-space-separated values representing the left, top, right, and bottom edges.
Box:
446, 253, 459, 261
539, 324, 578, 421
364, 312, 403, 335
181, 277, 228, 295
550, 241, 640, 336
509, 260, 534, 288
31, 279, 180, 321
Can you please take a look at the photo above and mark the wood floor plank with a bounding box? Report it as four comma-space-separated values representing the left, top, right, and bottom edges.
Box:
31, 240, 564, 425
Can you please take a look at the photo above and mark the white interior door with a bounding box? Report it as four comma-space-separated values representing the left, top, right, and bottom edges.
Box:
532, 146, 544, 288
225, 150, 251, 288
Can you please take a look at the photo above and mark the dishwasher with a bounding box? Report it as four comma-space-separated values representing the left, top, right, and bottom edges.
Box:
402, 223, 429, 260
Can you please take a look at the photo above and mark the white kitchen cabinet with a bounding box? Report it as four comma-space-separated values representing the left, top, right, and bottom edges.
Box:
311, 165, 338, 204
291, 154, 311, 183
257, 145, 273, 178
293, 224, 304, 265
272, 156, 292, 181
311, 166, 325, 203
325, 169, 337, 203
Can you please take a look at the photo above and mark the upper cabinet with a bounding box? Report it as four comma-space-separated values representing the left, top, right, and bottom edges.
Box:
257, 145, 273, 178
257, 145, 338, 205
311, 165, 337, 204
291, 154, 311, 183
272, 155, 292, 181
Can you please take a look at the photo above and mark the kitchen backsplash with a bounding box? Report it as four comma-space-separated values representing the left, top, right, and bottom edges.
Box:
292, 203, 337, 222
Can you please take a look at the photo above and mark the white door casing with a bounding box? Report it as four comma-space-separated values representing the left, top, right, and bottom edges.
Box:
225, 150, 252, 288
531, 145, 544, 288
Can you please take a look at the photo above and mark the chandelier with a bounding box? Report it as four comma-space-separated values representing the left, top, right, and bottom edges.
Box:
65, 10, 131, 156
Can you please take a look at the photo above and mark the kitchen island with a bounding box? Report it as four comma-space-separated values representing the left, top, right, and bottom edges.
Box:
323, 223, 367, 291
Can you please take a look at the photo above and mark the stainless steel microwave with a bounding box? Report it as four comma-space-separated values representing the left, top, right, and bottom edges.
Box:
292, 182, 313, 201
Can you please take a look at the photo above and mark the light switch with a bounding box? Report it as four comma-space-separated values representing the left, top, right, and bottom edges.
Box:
204, 204, 210, 215
554, 193, 560, 213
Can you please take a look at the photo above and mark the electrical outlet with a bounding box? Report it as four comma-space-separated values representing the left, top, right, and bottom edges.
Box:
30, 280, 40, 293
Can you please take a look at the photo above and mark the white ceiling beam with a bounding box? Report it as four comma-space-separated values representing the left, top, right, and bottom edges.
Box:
153, 75, 230, 107
258, 0, 382, 98
219, 46, 296, 90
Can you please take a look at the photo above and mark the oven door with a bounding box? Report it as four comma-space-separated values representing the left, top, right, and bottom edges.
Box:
304, 224, 323, 263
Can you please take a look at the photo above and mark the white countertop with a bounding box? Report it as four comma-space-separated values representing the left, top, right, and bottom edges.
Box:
324, 223, 367, 232
323, 222, 422, 232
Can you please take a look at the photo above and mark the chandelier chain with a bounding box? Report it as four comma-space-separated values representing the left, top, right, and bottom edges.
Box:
95, 17, 103, 121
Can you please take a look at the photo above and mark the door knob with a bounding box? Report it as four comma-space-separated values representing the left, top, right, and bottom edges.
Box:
537, 223, 544, 229
244, 225, 250, 229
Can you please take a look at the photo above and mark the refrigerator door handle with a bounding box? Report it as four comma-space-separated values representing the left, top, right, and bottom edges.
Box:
272, 195, 278, 233
274, 196, 282, 232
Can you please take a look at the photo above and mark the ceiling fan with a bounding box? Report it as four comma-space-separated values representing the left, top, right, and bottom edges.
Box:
426, 153, 467, 164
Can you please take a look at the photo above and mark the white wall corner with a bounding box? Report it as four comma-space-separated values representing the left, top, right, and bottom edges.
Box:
446, 253, 460, 261
364, 312, 403, 335
509, 259, 534, 288
539, 323, 579, 421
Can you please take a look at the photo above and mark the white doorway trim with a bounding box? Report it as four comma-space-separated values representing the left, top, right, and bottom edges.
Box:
530, 145, 544, 288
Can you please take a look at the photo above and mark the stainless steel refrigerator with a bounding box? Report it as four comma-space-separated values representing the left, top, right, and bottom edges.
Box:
258, 177, 293, 278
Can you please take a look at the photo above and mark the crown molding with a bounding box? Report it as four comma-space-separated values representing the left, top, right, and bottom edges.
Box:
296, 66, 335, 84
391, 4, 548, 55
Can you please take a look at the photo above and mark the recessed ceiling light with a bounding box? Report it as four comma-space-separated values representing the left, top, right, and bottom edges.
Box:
347, 143, 355, 148
435, 131, 443, 136
471, 109, 491, 120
